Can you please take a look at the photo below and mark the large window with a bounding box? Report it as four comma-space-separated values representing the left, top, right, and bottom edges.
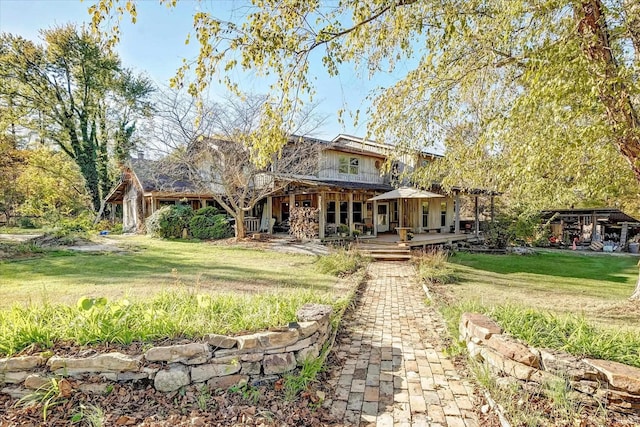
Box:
339, 201, 348, 225
327, 201, 336, 223
339, 156, 359, 175
353, 202, 363, 223
422, 202, 429, 228
440, 202, 447, 227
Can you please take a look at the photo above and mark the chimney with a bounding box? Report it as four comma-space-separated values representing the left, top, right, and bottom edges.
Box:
137, 150, 144, 160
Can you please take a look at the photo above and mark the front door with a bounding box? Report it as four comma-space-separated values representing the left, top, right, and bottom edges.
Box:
377, 203, 389, 233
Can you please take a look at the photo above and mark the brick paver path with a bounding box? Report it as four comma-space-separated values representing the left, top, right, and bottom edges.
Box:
325, 262, 480, 426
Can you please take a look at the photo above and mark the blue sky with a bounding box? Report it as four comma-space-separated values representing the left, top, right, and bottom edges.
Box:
0, 0, 409, 140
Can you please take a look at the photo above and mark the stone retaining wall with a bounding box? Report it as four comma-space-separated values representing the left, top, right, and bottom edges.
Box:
0, 304, 332, 399
460, 312, 640, 414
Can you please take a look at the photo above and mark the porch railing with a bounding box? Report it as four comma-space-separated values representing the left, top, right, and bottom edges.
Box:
244, 217, 260, 233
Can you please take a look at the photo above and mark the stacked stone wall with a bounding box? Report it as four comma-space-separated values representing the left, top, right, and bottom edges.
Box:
0, 304, 332, 399
460, 312, 640, 414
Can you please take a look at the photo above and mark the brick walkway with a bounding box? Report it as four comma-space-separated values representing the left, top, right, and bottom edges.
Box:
325, 262, 479, 426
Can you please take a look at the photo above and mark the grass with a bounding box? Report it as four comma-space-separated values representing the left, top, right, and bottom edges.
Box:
315, 247, 368, 276
447, 250, 640, 327
421, 250, 639, 424
0, 289, 349, 356
414, 250, 457, 284
0, 226, 44, 235
0, 235, 357, 356
0, 235, 340, 308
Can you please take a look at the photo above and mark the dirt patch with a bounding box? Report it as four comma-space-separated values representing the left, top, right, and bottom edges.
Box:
207, 235, 329, 256
0, 377, 339, 426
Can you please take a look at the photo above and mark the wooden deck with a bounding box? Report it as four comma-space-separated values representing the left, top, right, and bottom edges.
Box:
360, 232, 482, 248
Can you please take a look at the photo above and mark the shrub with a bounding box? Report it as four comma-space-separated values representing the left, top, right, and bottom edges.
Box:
146, 205, 193, 238
414, 250, 458, 284
19, 217, 38, 229
316, 248, 367, 276
189, 207, 232, 240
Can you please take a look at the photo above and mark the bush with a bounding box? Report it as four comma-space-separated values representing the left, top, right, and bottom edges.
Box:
189, 207, 233, 240
146, 205, 193, 238
18, 217, 38, 229
316, 248, 367, 276
414, 250, 458, 284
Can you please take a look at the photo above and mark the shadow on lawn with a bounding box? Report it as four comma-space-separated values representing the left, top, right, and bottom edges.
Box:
3, 248, 335, 292
450, 251, 638, 284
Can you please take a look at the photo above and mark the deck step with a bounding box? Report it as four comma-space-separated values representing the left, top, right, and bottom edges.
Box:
357, 244, 412, 261
366, 254, 412, 261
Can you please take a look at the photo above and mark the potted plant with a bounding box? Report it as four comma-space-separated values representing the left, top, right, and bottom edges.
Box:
338, 224, 349, 237
352, 230, 361, 239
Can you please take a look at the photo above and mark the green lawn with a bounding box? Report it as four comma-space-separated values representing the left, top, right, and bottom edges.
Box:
0, 235, 339, 308
447, 250, 640, 328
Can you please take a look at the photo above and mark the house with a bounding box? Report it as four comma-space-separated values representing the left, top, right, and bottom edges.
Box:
265, 134, 462, 239
104, 155, 219, 233
104, 134, 495, 239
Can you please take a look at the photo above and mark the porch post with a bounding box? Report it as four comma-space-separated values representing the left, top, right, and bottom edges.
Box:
399, 198, 404, 228
318, 193, 325, 239
474, 195, 480, 237
289, 193, 295, 221
373, 200, 378, 237
454, 191, 460, 233
266, 196, 273, 234
348, 192, 354, 232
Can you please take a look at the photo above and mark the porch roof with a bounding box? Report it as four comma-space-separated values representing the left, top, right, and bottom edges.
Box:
292, 178, 394, 192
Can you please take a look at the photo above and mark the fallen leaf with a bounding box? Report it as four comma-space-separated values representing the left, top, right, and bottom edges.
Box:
58, 379, 72, 398
115, 415, 137, 425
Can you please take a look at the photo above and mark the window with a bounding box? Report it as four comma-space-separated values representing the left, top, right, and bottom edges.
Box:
440, 202, 447, 227
349, 157, 359, 174
339, 201, 348, 225
338, 157, 349, 174
327, 201, 336, 223
338, 156, 359, 175
353, 202, 363, 223
391, 201, 398, 222
422, 202, 429, 228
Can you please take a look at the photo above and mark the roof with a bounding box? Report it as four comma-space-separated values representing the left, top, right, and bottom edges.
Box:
291, 178, 394, 192
369, 187, 444, 201
104, 157, 208, 203
540, 208, 640, 224
332, 134, 443, 159
131, 158, 200, 193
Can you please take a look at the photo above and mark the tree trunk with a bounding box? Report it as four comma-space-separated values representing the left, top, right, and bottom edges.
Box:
631, 263, 640, 300
235, 210, 246, 239
577, 0, 640, 181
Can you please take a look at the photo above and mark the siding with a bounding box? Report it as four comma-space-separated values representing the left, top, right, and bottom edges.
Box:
318, 150, 385, 184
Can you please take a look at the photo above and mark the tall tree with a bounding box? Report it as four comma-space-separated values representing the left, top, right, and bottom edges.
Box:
148, 90, 325, 239
90, 1, 639, 188
0, 25, 153, 211
0, 135, 26, 226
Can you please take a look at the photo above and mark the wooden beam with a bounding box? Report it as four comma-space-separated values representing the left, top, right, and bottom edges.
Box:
319, 193, 325, 239
454, 192, 460, 233
475, 196, 480, 237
